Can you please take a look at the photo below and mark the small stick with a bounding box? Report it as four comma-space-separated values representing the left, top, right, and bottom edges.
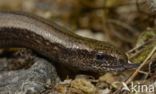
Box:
113, 46, 156, 94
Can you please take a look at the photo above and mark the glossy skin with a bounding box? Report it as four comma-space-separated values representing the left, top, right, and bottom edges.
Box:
0, 12, 135, 73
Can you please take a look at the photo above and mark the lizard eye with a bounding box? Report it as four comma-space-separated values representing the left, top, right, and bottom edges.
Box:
95, 53, 105, 61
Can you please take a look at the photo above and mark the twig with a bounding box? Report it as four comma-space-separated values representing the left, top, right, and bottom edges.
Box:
125, 46, 156, 84
107, 19, 139, 36
113, 46, 156, 94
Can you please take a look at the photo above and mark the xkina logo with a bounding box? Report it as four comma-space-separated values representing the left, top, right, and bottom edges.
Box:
122, 82, 155, 93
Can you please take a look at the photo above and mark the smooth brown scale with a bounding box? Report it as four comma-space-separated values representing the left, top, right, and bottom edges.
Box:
0, 12, 137, 75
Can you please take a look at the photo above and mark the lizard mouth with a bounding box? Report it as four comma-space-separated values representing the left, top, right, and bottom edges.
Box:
104, 65, 125, 71
123, 63, 139, 69
103, 63, 139, 71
